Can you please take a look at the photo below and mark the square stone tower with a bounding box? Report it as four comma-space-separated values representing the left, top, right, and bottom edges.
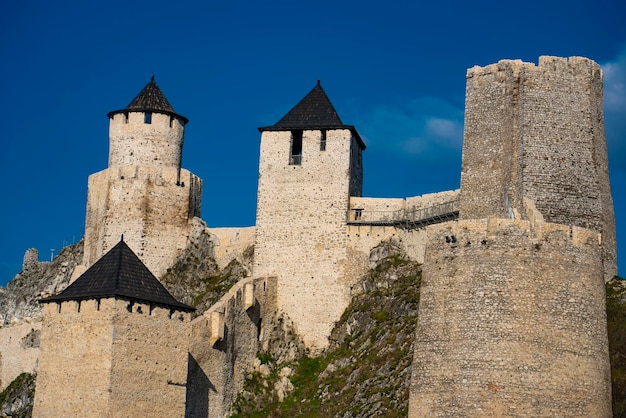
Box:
254, 81, 366, 350
33, 238, 194, 417
82, 77, 202, 279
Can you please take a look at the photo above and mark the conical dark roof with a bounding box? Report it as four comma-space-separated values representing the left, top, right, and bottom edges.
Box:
259, 81, 365, 148
107, 76, 188, 124
41, 239, 194, 312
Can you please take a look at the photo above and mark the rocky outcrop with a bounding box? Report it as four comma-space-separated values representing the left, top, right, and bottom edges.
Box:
160, 222, 252, 315
0, 242, 83, 326
0, 372, 36, 418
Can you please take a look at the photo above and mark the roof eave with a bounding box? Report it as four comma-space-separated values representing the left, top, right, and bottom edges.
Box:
40, 293, 196, 312
107, 108, 189, 125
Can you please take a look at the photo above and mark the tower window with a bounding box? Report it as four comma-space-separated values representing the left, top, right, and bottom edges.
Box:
320, 130, 327, 151
290, 130, 303, 165
123, 112, 129, 124
144, 112, 152, 124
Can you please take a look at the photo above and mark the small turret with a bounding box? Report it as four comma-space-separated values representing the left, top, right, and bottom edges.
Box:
107, 76, 188, 169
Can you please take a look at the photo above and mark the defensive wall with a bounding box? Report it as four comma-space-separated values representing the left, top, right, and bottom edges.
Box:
460, 56, 616, 280
0, 322, 40, 391
207, 227, 255, 271
186, 275, 277, 417
347, 190, 459, 266
409, 217, 611, 417
33, 298, 191, 417
83, 165, 202, 278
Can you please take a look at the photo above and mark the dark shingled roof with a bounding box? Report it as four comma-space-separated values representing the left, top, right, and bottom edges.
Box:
107, 76, 189, 124
41, 239, 194, 312
259, 81, 365, 149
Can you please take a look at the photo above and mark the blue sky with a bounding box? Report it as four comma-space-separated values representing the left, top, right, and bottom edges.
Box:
1, 0, 625, 286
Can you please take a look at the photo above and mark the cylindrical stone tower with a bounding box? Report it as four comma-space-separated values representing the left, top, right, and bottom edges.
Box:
107, 75, 188, 169
81, 77, 202, 278
409, 219, 612, 417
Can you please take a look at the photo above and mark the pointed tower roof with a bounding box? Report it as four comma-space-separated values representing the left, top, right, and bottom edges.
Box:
41, 239, 194, 312
259, 81, 365, 148
107, 76, 189, 124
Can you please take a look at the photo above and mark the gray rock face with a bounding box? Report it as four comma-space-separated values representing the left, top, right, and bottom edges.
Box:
0, 241, 83, 325
0, 372, 36, 417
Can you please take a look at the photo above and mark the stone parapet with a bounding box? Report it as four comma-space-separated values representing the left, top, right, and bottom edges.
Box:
186, 276, 277, 417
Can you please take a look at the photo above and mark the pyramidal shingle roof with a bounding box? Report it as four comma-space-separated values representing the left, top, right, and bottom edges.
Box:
259, 81, 365, 148
41, 239, 194, 312
107, 76, 188, 124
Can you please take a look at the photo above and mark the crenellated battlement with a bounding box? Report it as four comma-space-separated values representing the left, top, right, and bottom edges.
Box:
467, 55, 603, 80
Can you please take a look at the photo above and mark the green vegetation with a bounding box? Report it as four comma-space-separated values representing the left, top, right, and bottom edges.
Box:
232, 249, 422, 417
0, 372, 36, 418
607, 276, 626, 417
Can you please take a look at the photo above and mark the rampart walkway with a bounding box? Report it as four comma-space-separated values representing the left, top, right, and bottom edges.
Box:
348, 199, 459, 230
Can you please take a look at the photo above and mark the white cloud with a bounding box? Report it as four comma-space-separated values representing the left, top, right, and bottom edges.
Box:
347, 96, 464, 159
603, 55, 626, 112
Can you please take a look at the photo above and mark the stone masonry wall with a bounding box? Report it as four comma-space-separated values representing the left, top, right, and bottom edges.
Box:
459, 56, 616, 279
83, 166, 202, 278
33, 300, 115, 417
254, 129, 362, 351
108, 111, 185, 169
186, 276, 277, 418
33, 299, 191, 417
208, 227, 255, 271
0, 322, 40, 391
347, 190, 460, 269
409, 219, 611, 417
108, 300, 191, 417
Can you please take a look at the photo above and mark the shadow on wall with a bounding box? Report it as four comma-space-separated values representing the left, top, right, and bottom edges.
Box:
185, 353, 214, 418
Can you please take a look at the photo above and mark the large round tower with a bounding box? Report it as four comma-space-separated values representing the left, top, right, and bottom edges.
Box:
107, 76, 188, 169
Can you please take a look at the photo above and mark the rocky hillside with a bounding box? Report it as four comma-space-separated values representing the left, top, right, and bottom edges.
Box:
0, 372, 35, 418
161, 243, 253, 315
0, 242, 83, 325
232, 241, 422, 417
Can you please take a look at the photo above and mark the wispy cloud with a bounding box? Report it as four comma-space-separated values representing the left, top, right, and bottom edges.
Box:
603, 53, 626, 113
347, 96, 464, 160
601, 48, 626, 168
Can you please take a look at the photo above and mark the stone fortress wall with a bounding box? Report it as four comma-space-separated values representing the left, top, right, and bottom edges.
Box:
408, 56, 615, 417
409, 218, 611, 417
460, 56, 616, 280
108, 111, 185, 168
347, 190, 460, 266
0, 322, 40, 391
186, 275, 277, 418
207, 226, 255, 270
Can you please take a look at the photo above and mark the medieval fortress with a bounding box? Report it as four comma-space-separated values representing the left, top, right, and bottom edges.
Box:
0, 55, 616, 416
